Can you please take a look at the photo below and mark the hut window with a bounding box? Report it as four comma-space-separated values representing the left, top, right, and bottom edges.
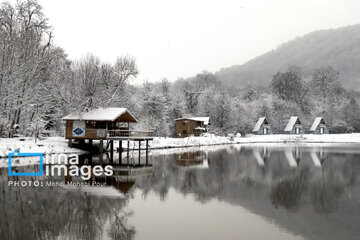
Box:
87, 121, 96, 128
182, 122, 186, 126
183, 130, 187, 134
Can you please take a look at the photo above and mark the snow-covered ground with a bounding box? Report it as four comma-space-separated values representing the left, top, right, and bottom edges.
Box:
151, 135, 237, 149
239, 133, 360, 143
1, 133, 360, 159
0, 137, 86, 158
150, 133, 360, 149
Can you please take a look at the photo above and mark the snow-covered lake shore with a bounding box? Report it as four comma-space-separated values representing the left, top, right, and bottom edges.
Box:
1, 133, 360, 158
151, 133, 360, 149
0, 137, 87, 158
238, 133, 360, 144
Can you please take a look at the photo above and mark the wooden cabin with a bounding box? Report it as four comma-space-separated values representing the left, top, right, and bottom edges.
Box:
252, 117, 272, 135
63, 107, 140, 139
175, 117, 210, 138
284, 116, 304, 134
309, 117, 329, 134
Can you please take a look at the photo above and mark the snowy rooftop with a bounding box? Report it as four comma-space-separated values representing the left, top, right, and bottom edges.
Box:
252, 117, 268, 132
284, 116, 301, 132
175, 117, 210, 125
62, 108, 137, 122
310, 117, 325, 131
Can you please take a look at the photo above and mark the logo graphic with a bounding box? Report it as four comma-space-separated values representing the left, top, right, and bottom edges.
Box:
72, 121, 85, 137
8, 151, 113, 180
8, 150, 43, 176
73, 128, 84, 136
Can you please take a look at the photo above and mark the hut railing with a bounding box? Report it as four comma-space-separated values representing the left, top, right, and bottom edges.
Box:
84, 128, 107, 138
107, 130, 153, 138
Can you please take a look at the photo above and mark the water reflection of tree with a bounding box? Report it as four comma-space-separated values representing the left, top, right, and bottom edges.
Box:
108, 211, 135, 240
0, 166, 135, 240
309, 154, 355, 213
270, 168, 309, 210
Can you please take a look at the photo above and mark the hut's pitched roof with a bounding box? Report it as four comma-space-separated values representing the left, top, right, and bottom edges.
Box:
62, 108, 137, 122
310, 117, 326, 131
175, 117, 210, 125
284, 116, 301, 132
252, 117, 268, 132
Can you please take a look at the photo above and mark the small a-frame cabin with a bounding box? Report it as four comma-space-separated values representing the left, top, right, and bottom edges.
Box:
309, 117, 329, 134
284, 116, 304, 134
63, 108, 138, 139
252, 117, 272, 135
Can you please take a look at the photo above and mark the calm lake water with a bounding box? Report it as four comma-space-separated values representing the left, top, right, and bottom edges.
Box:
1, 143, 360, 240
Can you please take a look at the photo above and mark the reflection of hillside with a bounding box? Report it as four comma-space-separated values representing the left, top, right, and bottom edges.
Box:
137, 146, 360, 240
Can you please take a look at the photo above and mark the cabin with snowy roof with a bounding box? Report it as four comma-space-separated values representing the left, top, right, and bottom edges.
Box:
63, 107, 152, 140
252, 117, 272, 135
284, 116, 304, 134
175, 117, 210, 138
309, 117, 329, 134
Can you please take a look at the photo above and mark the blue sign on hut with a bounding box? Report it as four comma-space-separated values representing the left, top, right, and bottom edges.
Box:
252, 117, 272, 135
309, 117, 329, 134
284, 116, 304, 134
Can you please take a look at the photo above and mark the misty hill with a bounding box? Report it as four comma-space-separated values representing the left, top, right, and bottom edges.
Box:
216, 24, 360, 91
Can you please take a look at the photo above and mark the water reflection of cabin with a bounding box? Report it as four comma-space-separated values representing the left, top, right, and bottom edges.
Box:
176, 151, 207, 167
284, 116, 304, 134
92, 166, 153, 194
252, 147, 270, 166
252, 117, 272, 135
310, 117, 329, 134
284, 147, 301, 168
175, 117, 210, 138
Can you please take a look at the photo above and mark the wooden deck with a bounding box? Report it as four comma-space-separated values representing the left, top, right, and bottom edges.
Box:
71, 129, 154, 140
107, 130, 154, 140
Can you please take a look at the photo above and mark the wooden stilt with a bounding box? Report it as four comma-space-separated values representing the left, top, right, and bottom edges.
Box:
110, 140, 114, 163
88, 139, 92, 150
68, 139, 73, 148
146, 140, 149, 165
100, 139, 103, 163
88, 153, 92, 165
138, 140, 141, 165
119, 140, 122, 165
127, 140, 130, 165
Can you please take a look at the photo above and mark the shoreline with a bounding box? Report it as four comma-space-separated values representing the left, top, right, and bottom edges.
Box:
0, 134, 360, 158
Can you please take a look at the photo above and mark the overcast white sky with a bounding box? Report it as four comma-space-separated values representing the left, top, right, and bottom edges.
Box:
35, 0, 360, 83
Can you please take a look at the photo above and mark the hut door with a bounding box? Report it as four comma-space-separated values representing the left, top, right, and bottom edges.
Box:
263, 128, 267, 134
320, 127, 324, 134
295, 127, 300, 134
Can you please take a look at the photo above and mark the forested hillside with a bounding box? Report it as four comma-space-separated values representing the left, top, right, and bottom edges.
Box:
217, 24, 360, 91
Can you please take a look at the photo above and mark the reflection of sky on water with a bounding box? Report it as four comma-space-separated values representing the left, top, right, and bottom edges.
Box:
1, 144, 360, 240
